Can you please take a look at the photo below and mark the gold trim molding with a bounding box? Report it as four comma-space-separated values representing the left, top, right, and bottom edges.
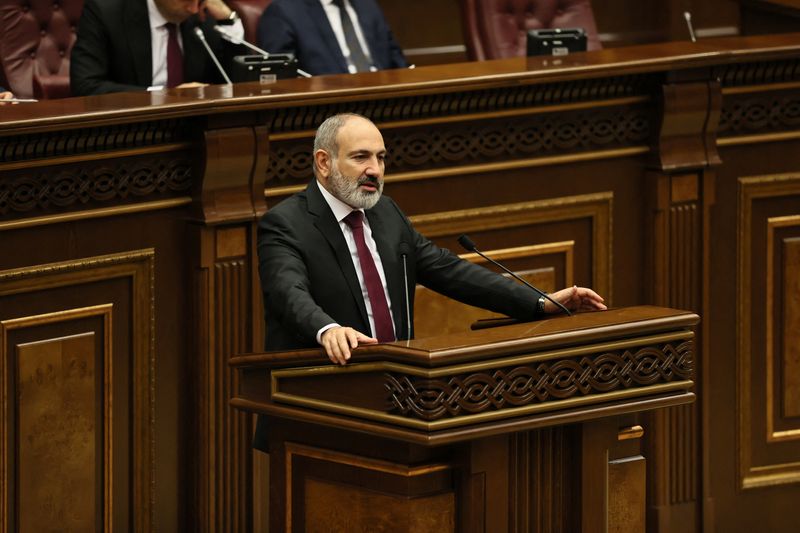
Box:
0, 197, 192, 232
766, 215, 800, 442
738, 173, 800, 489
1, 307, 113, 532
0, 250, 155, 530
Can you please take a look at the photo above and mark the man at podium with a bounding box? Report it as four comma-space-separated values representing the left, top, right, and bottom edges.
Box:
257, 113, 606, 366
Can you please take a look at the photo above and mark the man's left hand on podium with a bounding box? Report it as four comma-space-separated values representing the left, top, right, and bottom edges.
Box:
545, 286, 607, 313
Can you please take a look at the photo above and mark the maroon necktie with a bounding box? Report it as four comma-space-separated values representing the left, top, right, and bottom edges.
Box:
343, 211, 395, 342
166, 23, 184, 88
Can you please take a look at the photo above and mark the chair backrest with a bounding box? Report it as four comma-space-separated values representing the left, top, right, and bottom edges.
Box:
460, 0, 601, 61
0, 0, 83, 99
227, 0, 271, 45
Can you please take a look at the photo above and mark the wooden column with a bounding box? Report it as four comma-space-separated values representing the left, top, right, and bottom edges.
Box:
645, 79, 721, 533
192, 123, 267, 531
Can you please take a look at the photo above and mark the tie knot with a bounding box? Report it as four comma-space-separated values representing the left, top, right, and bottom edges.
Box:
331, 0, 345, 8
166, 22, 178, 35
343, 210, 364, 229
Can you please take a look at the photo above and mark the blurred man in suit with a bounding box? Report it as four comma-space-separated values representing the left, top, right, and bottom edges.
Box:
257, 0, 407, 76
71, 0, 246, 95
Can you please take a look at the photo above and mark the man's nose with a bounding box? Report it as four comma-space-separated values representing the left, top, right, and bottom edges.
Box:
364, 156, 382, 175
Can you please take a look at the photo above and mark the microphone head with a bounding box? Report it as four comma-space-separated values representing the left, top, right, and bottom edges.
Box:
398, 242, 411, 257
457, 234, 476, 252
193, 27, 206, 40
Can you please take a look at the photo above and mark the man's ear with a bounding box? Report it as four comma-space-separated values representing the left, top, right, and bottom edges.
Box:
314, 149, 332, 185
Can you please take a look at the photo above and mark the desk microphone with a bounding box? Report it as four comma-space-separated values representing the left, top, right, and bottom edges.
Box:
193, 27, 233, 85
213, 27, 312, 78
683, 11, 697, 42
398, 242, 413, 340
457, 234, 572, 316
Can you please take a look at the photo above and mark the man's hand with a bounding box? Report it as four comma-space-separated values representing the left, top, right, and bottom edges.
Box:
0, 91, 14, 104
199, 0, 233, 21
546, 286, 607, 313
320, 326, 377, 365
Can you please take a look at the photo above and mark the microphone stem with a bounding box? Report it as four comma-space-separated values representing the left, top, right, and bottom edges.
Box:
470, 247, 572, 316
195, 29, 233, 85
402, 254, 412, 340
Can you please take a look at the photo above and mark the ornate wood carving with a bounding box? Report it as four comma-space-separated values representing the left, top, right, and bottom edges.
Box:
714, 59, 800, 88
386, 341, 693, 421
0, 118, 195, 163
0, 156, 193, 220
719, 89, 800, 138
267, 106, 651, 188
265, 75, 658, 134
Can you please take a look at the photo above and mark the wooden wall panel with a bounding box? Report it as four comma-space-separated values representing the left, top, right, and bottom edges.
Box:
782, 237, 800, 419
737, 174, 800, 490
17, 331, 102, 533
0, 251, 154, 533
767, 218, 800, 439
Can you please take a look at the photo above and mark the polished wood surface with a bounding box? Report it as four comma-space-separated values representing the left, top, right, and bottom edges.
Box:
231, 306, 696, 532
2, 33, 800, 532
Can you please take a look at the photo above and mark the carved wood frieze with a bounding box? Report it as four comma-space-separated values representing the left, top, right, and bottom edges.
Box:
0, 155, 193, 220
385, 341, 693, 421
265, 74, 659, 134
267, 107, 651, 186
719, 90, 800, 137
0, 118, 196, 163
715, 59, 800, 89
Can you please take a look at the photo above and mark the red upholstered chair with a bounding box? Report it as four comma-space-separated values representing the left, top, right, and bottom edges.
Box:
460, 0, 601, 61
0, 0, 83, 99
227, 0, 271, 45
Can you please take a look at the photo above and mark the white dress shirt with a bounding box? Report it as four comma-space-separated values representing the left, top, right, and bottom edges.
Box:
146, 0, 244, 89
318, 0, 376, 74
316, 181, 395, 341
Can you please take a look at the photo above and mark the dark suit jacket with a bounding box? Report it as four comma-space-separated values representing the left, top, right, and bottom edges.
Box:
256, 0, 407, 75
70, 0, 242, 96
257, 180, 542, 350
254, 180, 542, 450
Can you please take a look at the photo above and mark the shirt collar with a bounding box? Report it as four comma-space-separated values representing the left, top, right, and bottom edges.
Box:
147, 0, 171, 31
316, 179, 362, 223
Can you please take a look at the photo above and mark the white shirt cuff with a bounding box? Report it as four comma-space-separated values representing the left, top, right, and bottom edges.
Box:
316, 323, 340, 345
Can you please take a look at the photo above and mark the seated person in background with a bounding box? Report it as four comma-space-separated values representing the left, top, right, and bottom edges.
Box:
257, 0, 407, 76
71, 0, 246, 96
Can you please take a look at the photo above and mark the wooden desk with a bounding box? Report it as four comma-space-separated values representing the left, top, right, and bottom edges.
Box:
1, 34, 799, 532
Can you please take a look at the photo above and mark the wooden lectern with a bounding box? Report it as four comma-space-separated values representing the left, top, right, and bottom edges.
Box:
230, 306, 698, 532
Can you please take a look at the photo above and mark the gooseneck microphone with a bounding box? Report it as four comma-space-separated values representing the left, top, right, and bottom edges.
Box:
193, 27, 233, 84
398, 242, 413, 340
457, 234, 572, 316
212, 27, 312, 78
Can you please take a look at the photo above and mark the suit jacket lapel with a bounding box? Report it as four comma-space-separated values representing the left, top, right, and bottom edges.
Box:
127, 0, 153, 86
366, 207, 407, 340
307, 181, 370, 329
307, 0, 349, 73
